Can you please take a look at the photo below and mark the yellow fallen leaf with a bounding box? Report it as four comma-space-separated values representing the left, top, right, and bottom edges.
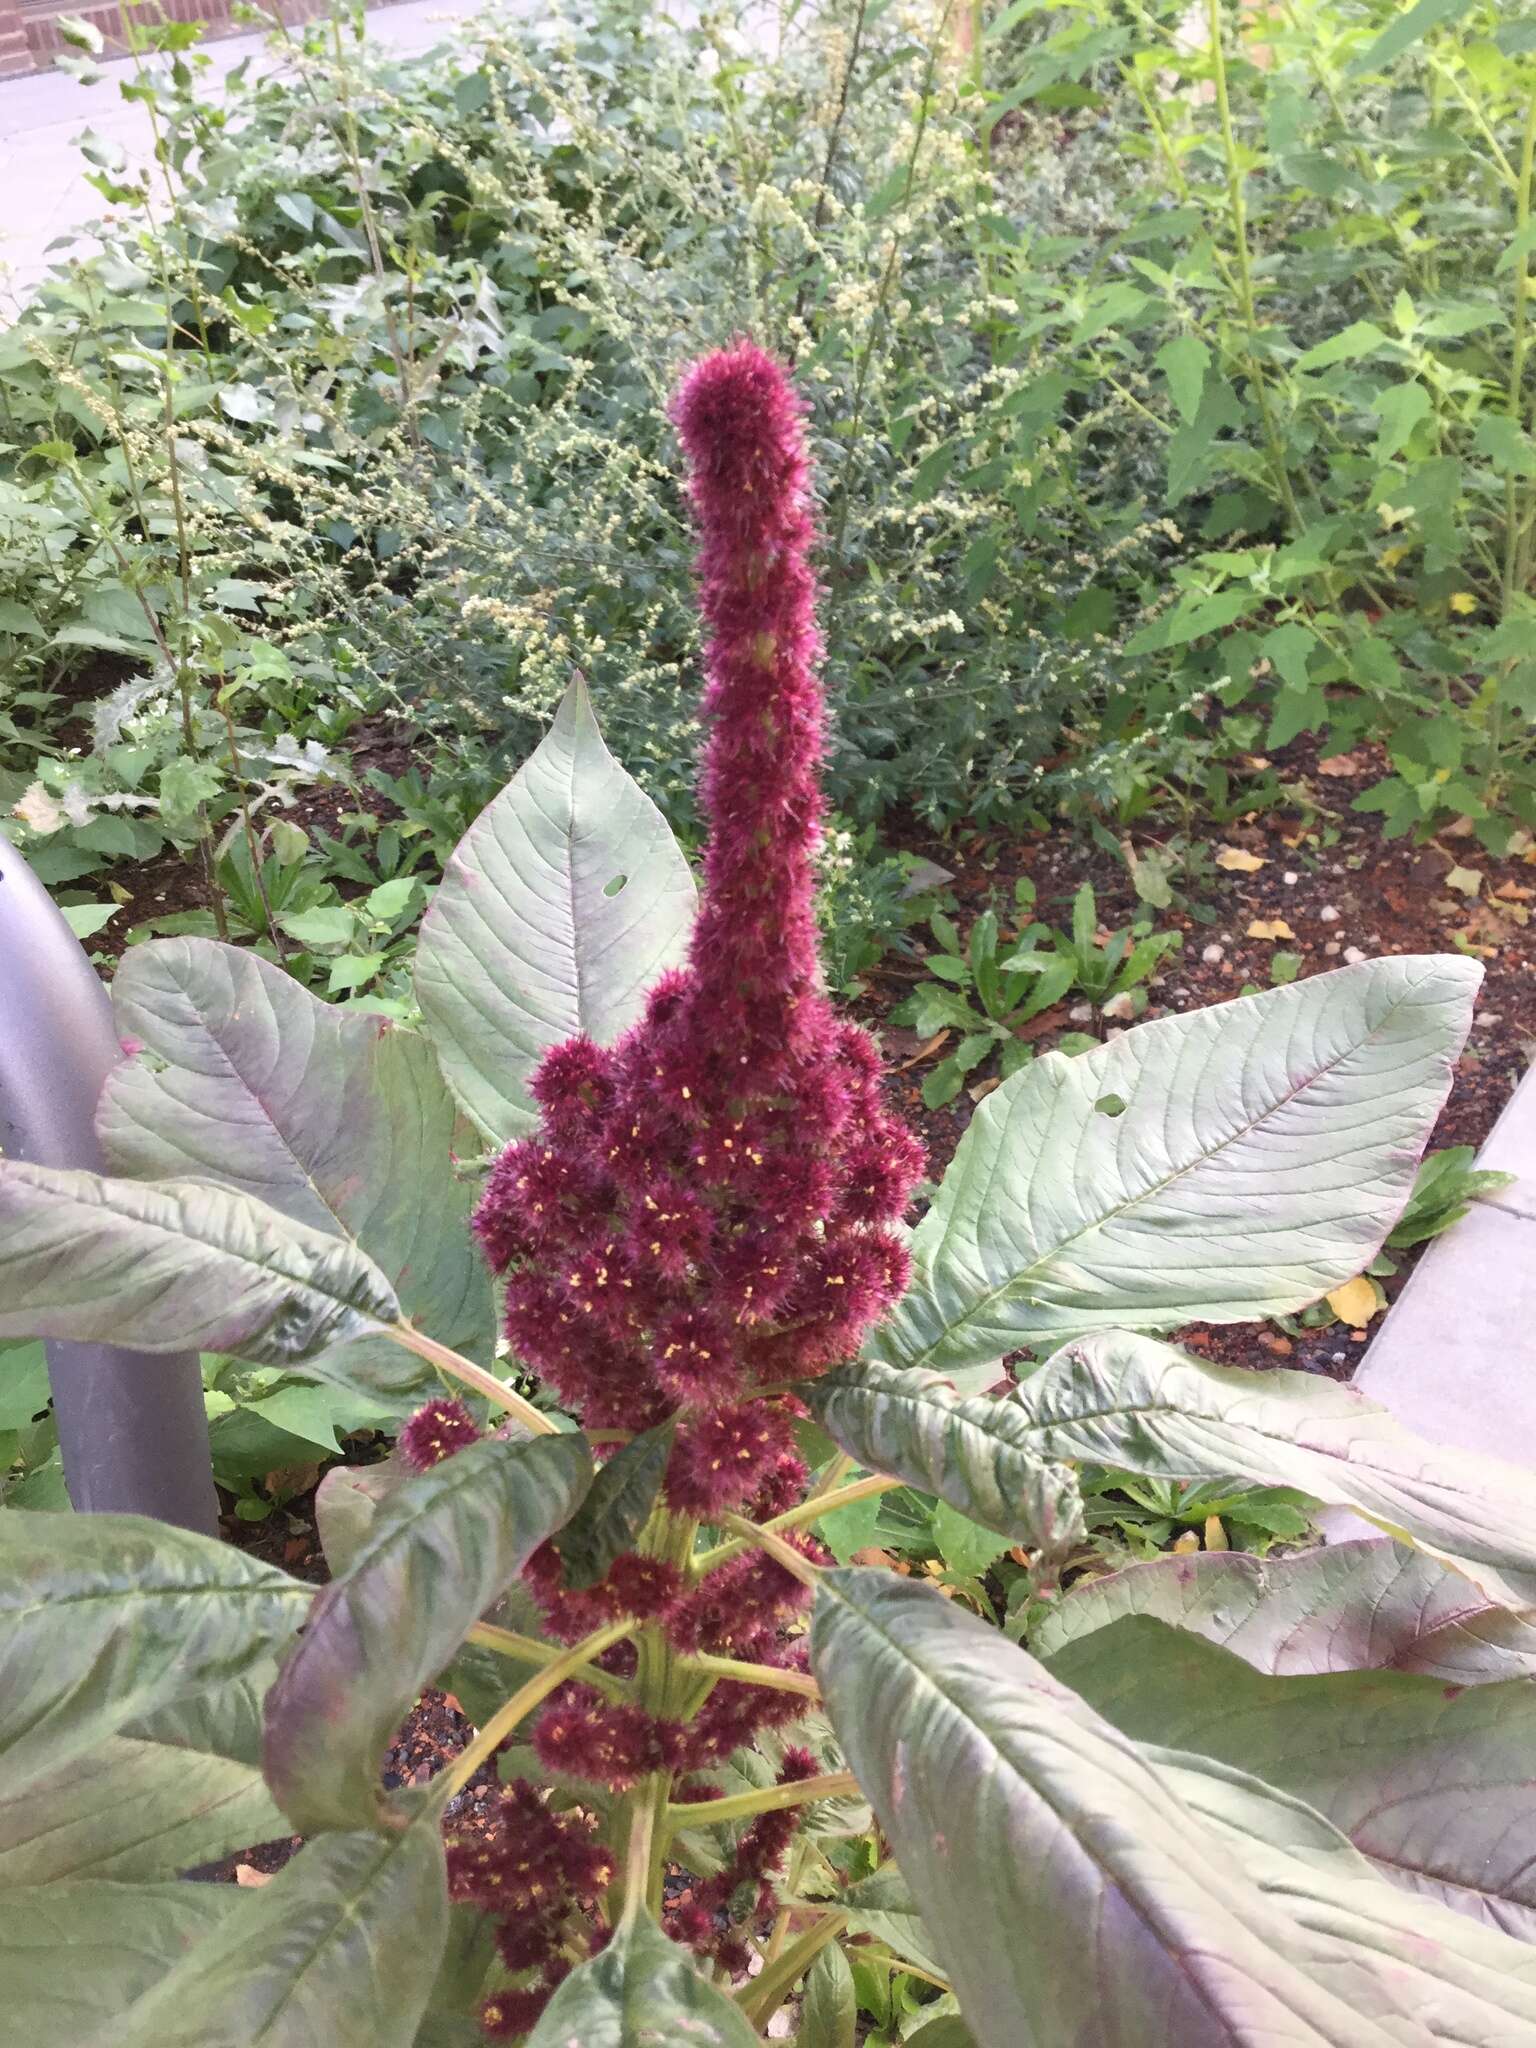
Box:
235, 1864, 275, 1888
1444, 865, 1483, 898
1216, 845, 1267, 873
1326, 1275, 1379, 1329
1203, 1515, 1229, 1552
1172, 1529, 1201, 1555
1247, 918, 1296, 941
1448, 591, 1478, 616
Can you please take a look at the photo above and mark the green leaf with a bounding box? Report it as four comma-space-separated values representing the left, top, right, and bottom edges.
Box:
262, 1432, 592, 1833
0, 1161, 403, 1368
0, 1734, 284, 1887
524, 1909, 759, 2047
3, 1879, 235, 2039
415, 678, 696, 1145
932, 1498, 1010, 1578
801, 1941, 857, 2048
60, 901, 119, 940
811, 1568, 1536, 2048
837, 1866, 948, 1978
1350, 0, 1475, 74
1047, 1615, 1536, 1931
877, 958, 1478, 1383
1472, 414, 1536, 478
1294, 320, 1388, 373
1260, 621, 1317, 692
101, 939, 493, 1373
1371, 381, 1431, 462
552, 1421, 673, 1591
0, 1341, 49, 1430
808, 1362, 1084, 1554
1155, 333, 1209, 424
278, 905, 356, 950
1030, 1539, 1536, 1681
0, 1511, 306, 1791
1005, 1330, 1536, 1614
113, 1818, 449, 2048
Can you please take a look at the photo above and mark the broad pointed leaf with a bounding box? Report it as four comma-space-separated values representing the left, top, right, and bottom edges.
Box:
415, 678, 696, 1144
812, 1568, 1536, 2047
1006, 1331, 1536, 1612
523, 1909, 759, 2047
100, 939, 492, 1368
0, 1162, 402, 1366
0, 1735, 284, 1887
1047, 1616, 1536, 1934
808, 1362, 1084, 1554
552, 1420, 674, 1590
802, 1941, 857, 2048
111, 1817, 449, 2048
4, 1879, 235, 2039
263, 1432, 592, 1833
879, 958, 1478, 1381
0, 1511, 307, 1790
1032, 1540, 1536, 1680
836, 1867, 947, 1978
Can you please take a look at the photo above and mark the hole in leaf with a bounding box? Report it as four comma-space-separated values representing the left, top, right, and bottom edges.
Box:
603, 874, 629, 898
1094, 1093, 1127, 1118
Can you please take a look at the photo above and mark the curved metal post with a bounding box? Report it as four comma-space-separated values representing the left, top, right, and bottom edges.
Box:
0, 841, 217, 1532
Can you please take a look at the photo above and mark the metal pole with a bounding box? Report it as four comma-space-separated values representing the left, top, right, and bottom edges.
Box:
0, 840, 217, 1532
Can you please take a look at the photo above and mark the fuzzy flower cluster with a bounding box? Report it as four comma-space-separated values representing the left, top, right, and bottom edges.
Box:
400, 344, 926, 2039
472, 342, 922, 1518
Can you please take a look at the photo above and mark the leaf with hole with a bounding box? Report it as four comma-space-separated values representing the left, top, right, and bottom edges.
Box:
0, 1163, 403, 1369
100, 938, 493, 1388
877, 958, 1477, 1383
415, 678, 696, 1144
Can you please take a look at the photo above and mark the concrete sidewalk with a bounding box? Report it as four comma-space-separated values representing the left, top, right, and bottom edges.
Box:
0, 1, 472, 307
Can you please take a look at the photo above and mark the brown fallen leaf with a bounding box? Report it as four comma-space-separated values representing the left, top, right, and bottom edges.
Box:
1216, 845, 1267, 873
897, 1029, 949, 1073
1325, 1275, 1379, 1329
1443, 865, 1483, 898
968, 1076, 1001, 1103
235, 1864, 275, 1888
1316, 752, 1364, 776
1246, 917, 1296, 941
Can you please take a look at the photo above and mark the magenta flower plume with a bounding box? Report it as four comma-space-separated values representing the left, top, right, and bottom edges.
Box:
462, 349, 926, 2029
472, 342, 922, 1477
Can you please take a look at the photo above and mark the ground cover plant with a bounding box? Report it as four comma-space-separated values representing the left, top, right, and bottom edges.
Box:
5, 0, 1534, 986
3, 344, 1536, 2046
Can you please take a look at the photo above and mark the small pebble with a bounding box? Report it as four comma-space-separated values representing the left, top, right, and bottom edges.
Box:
1101, 991, 1136, 1021
1068, 1001, 1094, 1023
1343, 945, 1367, 965
1202, 943, 1224, 965
1283, 871, 1299, 886
1319, 905, 1340, 922
1332, 1351, 1347, 1366
1324, 940, 1341, 956
1106, 1026, 1125, 1041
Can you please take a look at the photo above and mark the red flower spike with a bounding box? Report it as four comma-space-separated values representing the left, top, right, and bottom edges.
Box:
398, 1397, 481, 1473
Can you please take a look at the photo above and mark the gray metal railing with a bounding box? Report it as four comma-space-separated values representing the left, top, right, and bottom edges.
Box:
0, 840, 217, 1532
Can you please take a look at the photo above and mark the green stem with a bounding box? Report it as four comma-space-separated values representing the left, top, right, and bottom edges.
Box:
664, 1771, 857, 1834
1503, 89, 1536, 613
439, 1619, 633, 1803
1205, 0, 1302, 535
693, 1473, 900, 1576
467, 1621, 628, 1701
385, 1325, 558, 1436
681, 1652, 820, 1699
716, 1512, 827, 1588
739, 1912, 851, 2027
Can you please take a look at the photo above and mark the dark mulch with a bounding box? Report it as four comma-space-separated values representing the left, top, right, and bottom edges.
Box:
860, 739, 1533, 1377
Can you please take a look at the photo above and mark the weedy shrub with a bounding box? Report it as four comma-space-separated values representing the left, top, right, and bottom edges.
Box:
0, 348, 1530, 2048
